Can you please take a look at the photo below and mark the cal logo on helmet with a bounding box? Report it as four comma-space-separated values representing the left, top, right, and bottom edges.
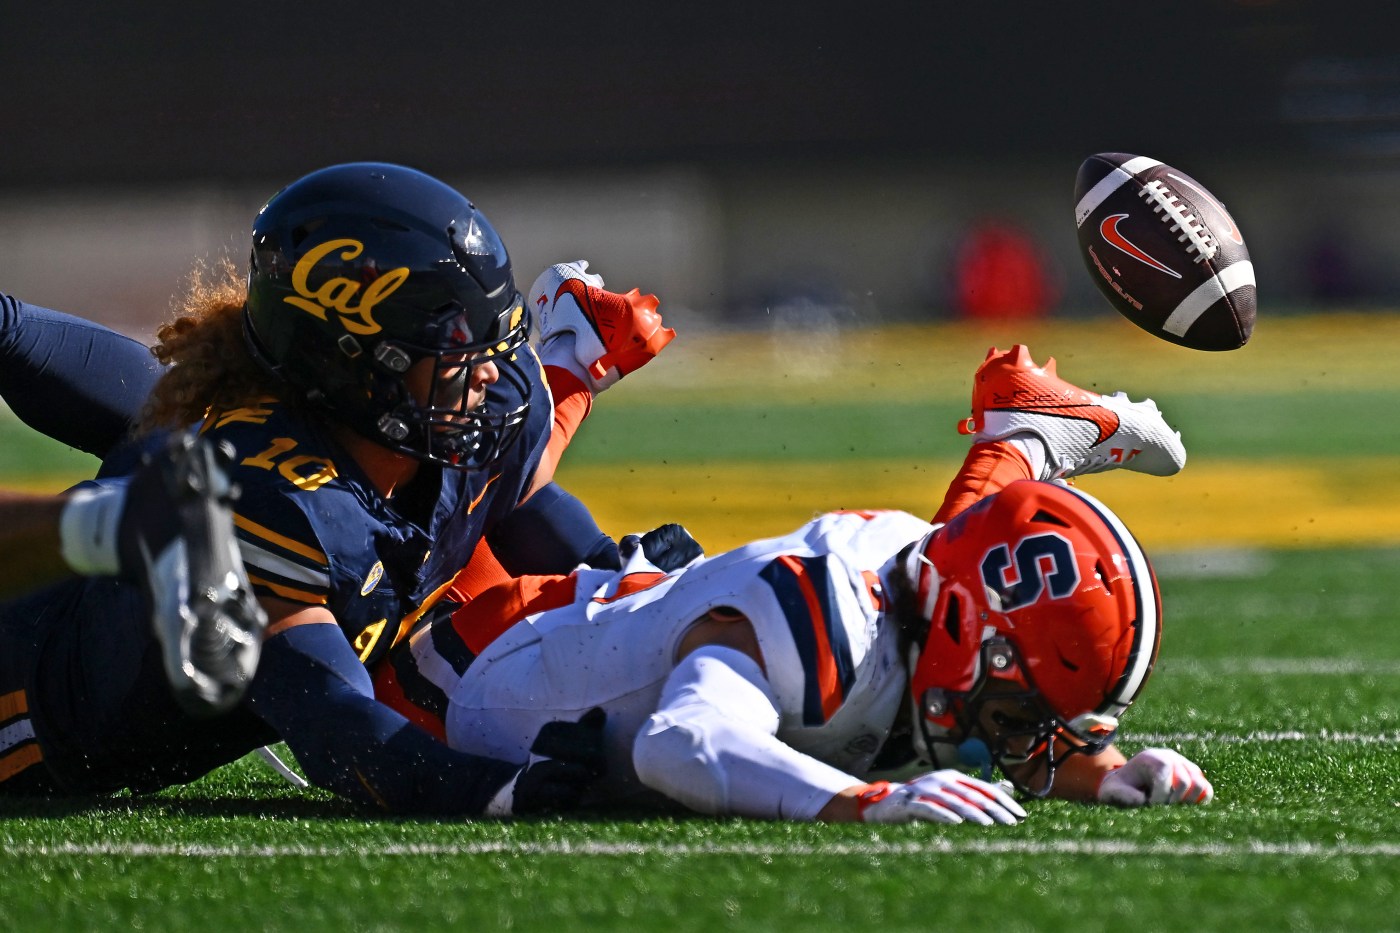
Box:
282, 238, 408, 336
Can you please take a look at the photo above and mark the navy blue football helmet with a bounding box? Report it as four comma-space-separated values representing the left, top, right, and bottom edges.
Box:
243, 162, 531, 470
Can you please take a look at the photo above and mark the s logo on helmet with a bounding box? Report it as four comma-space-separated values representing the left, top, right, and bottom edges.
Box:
283, 238, 410, 336
980, 533, 1079, 612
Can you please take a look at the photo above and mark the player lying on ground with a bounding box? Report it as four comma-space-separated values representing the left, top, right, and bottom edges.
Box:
382, 345, 1212, 823
0, 167, 674, 814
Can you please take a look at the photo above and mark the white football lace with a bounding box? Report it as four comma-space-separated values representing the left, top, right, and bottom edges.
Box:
1139, 180, 1218, 263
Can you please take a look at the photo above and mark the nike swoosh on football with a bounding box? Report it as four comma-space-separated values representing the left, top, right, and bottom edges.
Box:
988, 403, 1121, 445
1100, 214, 1182, 279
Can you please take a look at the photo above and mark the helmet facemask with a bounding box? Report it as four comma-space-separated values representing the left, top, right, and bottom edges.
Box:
364, 301, 532, 471
913, 637, 1121, 797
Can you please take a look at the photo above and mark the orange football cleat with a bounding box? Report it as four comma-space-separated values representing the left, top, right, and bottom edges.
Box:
958, 345, 1186, 479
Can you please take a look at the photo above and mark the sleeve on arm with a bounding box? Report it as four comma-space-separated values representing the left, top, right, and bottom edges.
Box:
246, 622, 518, 815
537, 364, 594, 481
228, 485, 335, 607
489, 481, 620, 575
632, 645, 859, 821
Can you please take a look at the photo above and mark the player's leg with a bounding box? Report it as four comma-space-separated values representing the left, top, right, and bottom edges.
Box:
956, 345, 1185, 480
0, 295, 162, 457
932, 441, 1040, 525
0, 570, 238, 796
934, 345, 1185, 523
0, 592, 62, 794
51, 433, 265, 715
0, 491, 70, 598
450, 572, 577, 654
527, 260, 675, 397
448, 260, 681, 600
114, 433, 266, 715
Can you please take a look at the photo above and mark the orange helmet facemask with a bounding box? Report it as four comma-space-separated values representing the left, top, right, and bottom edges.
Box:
899, 480, 1162, 796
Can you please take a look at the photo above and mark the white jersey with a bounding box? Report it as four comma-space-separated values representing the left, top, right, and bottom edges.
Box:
445, 510, 933, 810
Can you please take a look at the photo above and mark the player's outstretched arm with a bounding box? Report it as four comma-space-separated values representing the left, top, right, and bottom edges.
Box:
632, 640, 1021, 825
528, 261, 675, 398
633, 643, 862, 820
248, 602, 603, 816
1003, 741, 1130, 803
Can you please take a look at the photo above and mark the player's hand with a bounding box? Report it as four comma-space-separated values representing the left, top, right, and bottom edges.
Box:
487, 708, 608, 816
529, 260, 675, 395
856, 770, 1027, 826
619, 523, 705, 572
1097, 748, 1213, 807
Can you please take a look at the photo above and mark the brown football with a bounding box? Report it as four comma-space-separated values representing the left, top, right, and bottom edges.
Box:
1074, 152, 1255, 350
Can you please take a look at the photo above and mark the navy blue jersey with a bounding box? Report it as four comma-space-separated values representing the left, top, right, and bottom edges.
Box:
0, 345, 553, 795
213, 347, 552, 664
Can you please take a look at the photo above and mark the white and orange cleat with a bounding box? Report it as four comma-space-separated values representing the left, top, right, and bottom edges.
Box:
528, 261, 676, 394
957, 345, 1186, 480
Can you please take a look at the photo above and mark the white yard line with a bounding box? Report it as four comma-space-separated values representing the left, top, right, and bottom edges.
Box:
1134, 730, 1400, 744
1160, 658, 1400, 675
2, 839, 1398, 858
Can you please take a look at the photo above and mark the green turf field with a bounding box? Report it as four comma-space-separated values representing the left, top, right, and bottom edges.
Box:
1, 314, 1397, 931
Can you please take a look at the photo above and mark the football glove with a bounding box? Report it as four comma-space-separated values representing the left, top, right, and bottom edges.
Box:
856, 770, 1027, 826
620, 523, 705, 572
528, 260, 675, 395
486, 707, 608, 816
1097, 748, 1214, 807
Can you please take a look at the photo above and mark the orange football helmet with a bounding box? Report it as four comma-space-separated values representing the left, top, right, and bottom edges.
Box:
900, 480, 1161, 795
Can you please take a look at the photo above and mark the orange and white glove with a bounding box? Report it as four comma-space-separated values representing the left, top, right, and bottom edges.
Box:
856, 771, 1027, 826
1098, 748, 1214, 807
527, 260, 675, 395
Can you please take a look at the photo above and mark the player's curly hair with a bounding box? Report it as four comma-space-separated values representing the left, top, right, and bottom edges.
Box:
138, 258, 284, 431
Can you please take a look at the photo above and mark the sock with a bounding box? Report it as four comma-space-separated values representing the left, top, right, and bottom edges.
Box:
932, 436, 1046, 526
58, 482, 126, 575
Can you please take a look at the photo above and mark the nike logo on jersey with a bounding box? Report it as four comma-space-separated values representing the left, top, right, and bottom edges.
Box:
1099, 215, 1182, 278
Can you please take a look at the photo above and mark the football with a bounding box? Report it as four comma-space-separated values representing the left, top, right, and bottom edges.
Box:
1073, 152, 1255, 350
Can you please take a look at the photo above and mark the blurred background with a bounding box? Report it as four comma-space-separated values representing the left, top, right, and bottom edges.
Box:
3, 0, 1399, 337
